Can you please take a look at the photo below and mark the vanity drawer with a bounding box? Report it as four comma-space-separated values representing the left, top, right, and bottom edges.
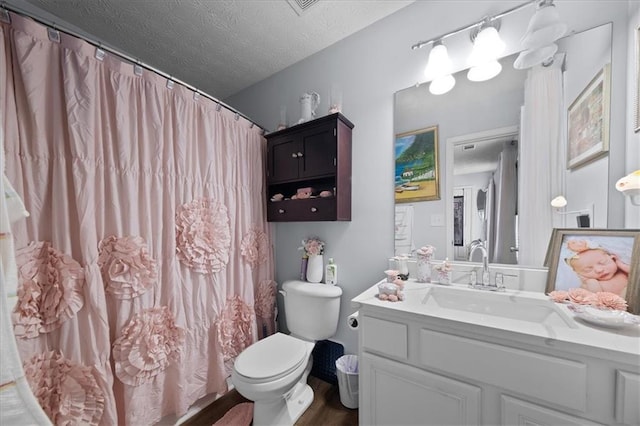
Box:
419, 329, 587, 411
615, 370, 640, 425
501, 395, 603, 426
362, 316, 408, 360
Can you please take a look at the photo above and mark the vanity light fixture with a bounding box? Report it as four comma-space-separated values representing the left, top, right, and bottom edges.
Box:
550, 196, 593, 227
424, 41, 456, 95
615, 170, 640, 206
467, 20, 505, 82
520, 0, 567, 50
514, 0, 567, 69
411, 1, 539, 90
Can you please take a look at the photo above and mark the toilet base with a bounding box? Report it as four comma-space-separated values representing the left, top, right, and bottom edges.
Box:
252, 381, 313, 426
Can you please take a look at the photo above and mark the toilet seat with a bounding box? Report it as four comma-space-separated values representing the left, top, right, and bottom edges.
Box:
234, 333, 308, 382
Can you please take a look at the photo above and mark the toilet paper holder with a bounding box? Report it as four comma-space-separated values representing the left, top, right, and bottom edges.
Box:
347, 311, 359, 330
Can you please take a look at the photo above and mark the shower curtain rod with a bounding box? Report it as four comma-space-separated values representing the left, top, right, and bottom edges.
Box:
0, 3, 266, 133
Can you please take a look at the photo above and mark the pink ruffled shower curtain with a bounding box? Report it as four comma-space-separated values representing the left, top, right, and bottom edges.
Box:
1, 13, 276, 425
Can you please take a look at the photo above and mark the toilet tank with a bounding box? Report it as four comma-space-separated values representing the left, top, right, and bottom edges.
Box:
282, 280, 342, 341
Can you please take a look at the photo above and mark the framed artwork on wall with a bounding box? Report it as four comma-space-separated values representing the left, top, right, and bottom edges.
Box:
566, 64, 611, 170
544, 228, 640, 314
394, 125, 440, 203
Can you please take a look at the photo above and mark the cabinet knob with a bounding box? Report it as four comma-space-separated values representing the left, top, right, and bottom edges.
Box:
278, 209, 285, 214
297, 152, 303, 157
310, 207, 317, 213
291, 153, 298, 158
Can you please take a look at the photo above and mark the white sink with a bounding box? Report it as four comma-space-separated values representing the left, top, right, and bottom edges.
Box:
421, 285, 576, 328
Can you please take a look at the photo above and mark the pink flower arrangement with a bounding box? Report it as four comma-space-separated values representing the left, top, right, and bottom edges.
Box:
548, 287, 628, 311
300, 237, 325, 256
416, 245, 435, 258
591, 292, 628, 310
568, 288, 595, 305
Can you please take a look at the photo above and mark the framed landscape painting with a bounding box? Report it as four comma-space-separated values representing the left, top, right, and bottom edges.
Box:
394, 126, 440, 203
566, 64, 611, 169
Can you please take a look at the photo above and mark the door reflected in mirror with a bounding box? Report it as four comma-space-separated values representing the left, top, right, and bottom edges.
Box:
450, 128, 518, 265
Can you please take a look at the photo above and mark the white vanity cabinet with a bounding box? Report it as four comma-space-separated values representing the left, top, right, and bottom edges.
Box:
354, 281, 640, 426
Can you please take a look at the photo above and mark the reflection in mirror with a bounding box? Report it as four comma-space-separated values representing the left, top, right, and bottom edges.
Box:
450, 128, 518, 265
394, 23, 613, 267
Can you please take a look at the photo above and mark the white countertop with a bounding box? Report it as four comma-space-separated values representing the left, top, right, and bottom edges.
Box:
352, 279, 640, 363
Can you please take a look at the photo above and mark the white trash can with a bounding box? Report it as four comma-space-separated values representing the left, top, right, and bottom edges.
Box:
335, 354, 359, 409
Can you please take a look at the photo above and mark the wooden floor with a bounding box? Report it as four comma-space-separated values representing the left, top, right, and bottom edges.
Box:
183, 375, 358, 426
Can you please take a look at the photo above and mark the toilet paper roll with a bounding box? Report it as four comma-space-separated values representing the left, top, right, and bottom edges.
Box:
347, 311, 359, 330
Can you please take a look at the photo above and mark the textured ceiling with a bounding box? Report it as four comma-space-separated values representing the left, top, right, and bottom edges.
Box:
16, 0, 414, 99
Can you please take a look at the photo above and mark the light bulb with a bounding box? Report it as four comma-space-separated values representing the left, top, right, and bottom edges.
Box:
424, 42, 452, 81
468, 26, 505, 67
521, 4, 567, 49
429, 74, 455, 95
467, 60, 502, 82
550, 195, 567, 208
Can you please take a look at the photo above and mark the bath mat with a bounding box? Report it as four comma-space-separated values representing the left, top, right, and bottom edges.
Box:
212, 402, 253, 426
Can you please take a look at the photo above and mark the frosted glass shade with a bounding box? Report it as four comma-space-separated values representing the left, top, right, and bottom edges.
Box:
468, 60, 502, 82
513, 43, 558, 69
550, 196, 567, 208
424, 43, 453, 81
468, 26, 505, 67
429, 74, 455, 95
521, 4, 567, 49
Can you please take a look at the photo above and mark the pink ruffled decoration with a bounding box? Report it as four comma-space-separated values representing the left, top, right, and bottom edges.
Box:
568, 288, 595, 305
23, 351, 105, 425
175, 198, 230, 274
112, 306, 185, 386
591, 292, 628, 311
216, 296, 254, 361
97, 235, 157, 299
254, 280, 276, 318
240, 228, 269, 268
12, 241, 85, 339
548, 290, 569, 303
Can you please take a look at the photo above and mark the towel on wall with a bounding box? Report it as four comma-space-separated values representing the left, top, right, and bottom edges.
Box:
394, 205, 414, 256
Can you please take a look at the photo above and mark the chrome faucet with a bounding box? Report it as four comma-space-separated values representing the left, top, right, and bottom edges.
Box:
469, 241, 489, 282
468, 241, 491, 288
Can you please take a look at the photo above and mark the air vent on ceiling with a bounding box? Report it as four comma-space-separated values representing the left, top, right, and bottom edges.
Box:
286, 0, 320, 16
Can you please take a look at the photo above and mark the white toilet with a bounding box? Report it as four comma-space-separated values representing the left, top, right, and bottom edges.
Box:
231, 280, 342, 426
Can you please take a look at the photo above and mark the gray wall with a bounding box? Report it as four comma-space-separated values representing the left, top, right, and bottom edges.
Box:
226, 0, 634, 355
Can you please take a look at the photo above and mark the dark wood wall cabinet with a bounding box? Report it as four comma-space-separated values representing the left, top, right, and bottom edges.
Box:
266, 113, 353, 222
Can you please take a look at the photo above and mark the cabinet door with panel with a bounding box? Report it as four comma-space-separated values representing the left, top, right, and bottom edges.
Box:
269, 133, 301, 183
298, 124, 337, 178
266, 113, 353, 222
361, 353, 482, 426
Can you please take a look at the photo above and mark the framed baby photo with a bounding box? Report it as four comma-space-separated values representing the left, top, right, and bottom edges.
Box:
545, 229, 640, 314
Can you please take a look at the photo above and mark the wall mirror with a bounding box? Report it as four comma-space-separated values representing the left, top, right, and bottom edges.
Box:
394, 22, 613, 267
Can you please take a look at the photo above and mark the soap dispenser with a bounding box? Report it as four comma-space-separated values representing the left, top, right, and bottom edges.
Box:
325, 258, 338, 285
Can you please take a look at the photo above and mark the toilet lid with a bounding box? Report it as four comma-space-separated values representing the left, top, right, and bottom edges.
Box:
234, 333, 308, 380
